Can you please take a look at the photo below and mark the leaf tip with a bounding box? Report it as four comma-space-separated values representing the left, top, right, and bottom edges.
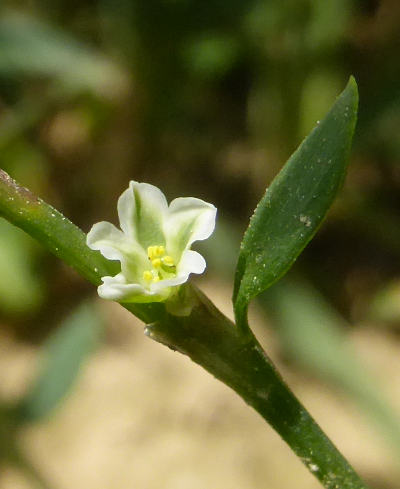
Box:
346, 75, 359, 108
348, 75, 357, 89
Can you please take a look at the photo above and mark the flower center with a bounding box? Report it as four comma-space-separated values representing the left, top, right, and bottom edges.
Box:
142, 245, 176, 283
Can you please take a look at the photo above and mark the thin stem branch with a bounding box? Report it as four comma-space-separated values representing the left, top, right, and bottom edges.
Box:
143, 288, 369, 489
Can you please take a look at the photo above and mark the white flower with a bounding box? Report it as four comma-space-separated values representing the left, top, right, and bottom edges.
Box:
87, 181, 217, 303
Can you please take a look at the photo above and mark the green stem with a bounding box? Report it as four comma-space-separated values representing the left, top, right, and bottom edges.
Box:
142, 288, 368, 489
0, 169, 159, 324
0, 170, 369, 488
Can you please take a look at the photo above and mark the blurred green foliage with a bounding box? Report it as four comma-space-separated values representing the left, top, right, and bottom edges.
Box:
0, 0, 398, 364
0, 220, 45, 315
0, 0, 398, 392
0, 302, 102, 488
0, 1, 399, 486
16, 302, 102, 422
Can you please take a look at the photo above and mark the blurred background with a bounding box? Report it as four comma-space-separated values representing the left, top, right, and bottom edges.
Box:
0, 1, 400, 488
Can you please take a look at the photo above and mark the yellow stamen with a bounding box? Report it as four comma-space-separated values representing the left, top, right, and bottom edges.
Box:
147, 245, 166, 260
143, 270, 153, 281
145, 245, 175, 282
162, 255, 175, 266
155, 245, 165, 256
147, 246, 155, 260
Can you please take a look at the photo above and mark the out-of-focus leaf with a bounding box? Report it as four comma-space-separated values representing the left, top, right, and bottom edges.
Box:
0, 219, 45, 315
0, 403, 19, 462
306, 0, 351, 50
263, 278, 400, 454
233, 77, 358, 329
0, 12, 127, 98
183, 35, 239, 79
16, 302, 102, 422
368, 280, 400, 326
298, 70, 343, 138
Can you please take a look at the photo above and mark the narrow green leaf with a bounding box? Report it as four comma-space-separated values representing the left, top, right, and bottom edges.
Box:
16, 303, 100, 422
233, 77, 358, 329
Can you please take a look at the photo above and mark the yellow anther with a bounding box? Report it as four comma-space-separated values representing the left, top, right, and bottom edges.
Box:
147, 246, 155, 260
155, 245, 165, 257
143, 270, 153, 281
162, 255, 175, 267
147, 245, 166, 260
152, 258, 162, 268
153, 276, 160, 283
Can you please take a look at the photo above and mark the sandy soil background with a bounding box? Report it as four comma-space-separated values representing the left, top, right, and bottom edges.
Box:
1, 279, 399, 489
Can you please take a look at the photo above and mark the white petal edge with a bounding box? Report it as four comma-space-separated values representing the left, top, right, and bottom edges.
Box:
98, 273, 161, 301
87, 221, 127, 261
117, 185, 136, 237
164, 198, 217, 260
168, 197, 216, 243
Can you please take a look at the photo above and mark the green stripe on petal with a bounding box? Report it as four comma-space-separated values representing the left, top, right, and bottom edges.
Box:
120, 181, 168, 249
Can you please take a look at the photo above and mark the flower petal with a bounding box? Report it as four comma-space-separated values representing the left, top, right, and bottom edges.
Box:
150, 250, 206, 293
98, 273, 146, 300
178, 249, 206, 275
87, 221, 147, 280
165, 197, 217, 260
117, 185, 136, 238
118, 181, 168, 249
87, 221, 128, 260
98, 273, 171, 303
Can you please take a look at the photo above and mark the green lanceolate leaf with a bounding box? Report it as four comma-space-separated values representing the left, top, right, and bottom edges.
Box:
233, 77, 358, 330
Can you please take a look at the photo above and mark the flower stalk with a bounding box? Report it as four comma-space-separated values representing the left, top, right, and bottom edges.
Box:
144, 287, 368, 489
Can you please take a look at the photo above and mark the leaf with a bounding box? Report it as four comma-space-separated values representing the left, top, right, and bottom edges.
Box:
0, 220, 45, 315
16, 302, 101, 422
233, 76, 358, 329
0, 12, 127, 97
